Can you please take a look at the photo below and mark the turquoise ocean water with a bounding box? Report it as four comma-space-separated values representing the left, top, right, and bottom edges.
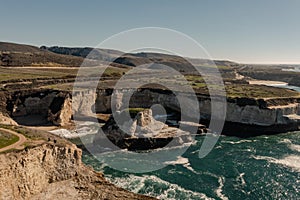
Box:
82, 132, 300, 199
82, 84, 300, 199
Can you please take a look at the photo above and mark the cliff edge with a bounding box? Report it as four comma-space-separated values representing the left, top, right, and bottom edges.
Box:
0, 142, 154, 200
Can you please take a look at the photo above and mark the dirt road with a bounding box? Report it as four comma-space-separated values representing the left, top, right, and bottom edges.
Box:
0, 128, 27, 153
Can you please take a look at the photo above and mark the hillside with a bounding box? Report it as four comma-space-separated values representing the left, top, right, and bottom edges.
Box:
43, 46, 239, 72
0, 42, 98, 67
42, 46, 124, 62
116, 52, 239, 74
0, 42, 41, 53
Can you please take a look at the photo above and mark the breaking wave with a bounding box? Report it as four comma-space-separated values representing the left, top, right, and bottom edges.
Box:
107, 174, 214, 200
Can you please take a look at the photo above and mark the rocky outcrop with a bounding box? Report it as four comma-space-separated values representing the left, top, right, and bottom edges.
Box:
201, 100, 300, 126
72, 90, 97, 116
48, 94, 72, 126
93, 88, 180, 114
93, 88, 300, 135
0, 113, 18, 126
103, 109, 168, 137
0, 143, 154, 200
5, 90, 72, 126
97, 109, 194, 150
3, 87, 300, 136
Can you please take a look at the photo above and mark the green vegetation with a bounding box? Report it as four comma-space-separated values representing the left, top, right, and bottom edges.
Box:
200, 65, 232, 70
238, 66, 300, 87
0, 125, 70, 146
42, 83, 74, 91
0, 67, 77, 82
186, 75, 204, 83
0, 131, 19, 148
1, 64, 299, 99
14, 127, 44, 140
184, 75, 300, 98
102, 67, 129, 77
0, 66, 129, 83
0, 125, 43, 140
225, 84, 300, 98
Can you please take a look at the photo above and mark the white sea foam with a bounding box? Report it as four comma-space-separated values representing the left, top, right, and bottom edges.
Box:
237, 173, 246, 186
222, 139, 255, 145
279, 138, 300, 152
279, 139, 292, 144
164, 156, 189, 165
215, 176, 229, 200
289, 144, 300, 152
272, 155, 300, 172
164, 156, 198, 174
107, 174, 214, 200
49, 127, 97, 139
242, 148, 256, 153
233, 172, 247, 194
252, 155, 300, 173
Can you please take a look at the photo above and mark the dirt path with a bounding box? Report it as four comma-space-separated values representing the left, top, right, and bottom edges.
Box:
0, 128, 27, 153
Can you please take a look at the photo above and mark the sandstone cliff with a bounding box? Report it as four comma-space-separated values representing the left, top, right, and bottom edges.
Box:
97, 109, 194, 150
92, 88, 300, 135
3, 87, 300, 136
0, 143, 154, 200
4, 90, 72, 126
93, 88, 300, 126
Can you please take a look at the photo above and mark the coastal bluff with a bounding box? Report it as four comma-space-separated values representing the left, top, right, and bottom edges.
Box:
0, 142, 154, 200
2, 87, 300, 136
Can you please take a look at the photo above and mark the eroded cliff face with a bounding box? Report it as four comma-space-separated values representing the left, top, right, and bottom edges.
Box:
2, 88, 300, 134
93, 88, 300, 127
98, 109, 194, 150
48, 94, 72, 126
201, 100, 300, 126
94, 88, 181, 113
51, 89, 300, 131
4, 90, 72, 126
0, 143, 154, 200
0, 144, 81, 199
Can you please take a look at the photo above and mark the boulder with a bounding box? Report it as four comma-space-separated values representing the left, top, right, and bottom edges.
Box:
100, 109, 193, 150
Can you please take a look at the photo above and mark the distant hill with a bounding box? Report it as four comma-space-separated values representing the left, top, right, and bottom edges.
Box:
43, 46, 238, 70
112, 52, 238, 74
0, 42, 98, 67
0, 42, 238, 71
0, 42, 40, 53
42, 46, 124, 62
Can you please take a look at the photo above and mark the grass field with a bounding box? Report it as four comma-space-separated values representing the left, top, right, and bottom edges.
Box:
0, 131, 19, 148
0, 66, 129, 82
1, 66, 300, 99
185, 75, 300, 98
0, 67, 77, 82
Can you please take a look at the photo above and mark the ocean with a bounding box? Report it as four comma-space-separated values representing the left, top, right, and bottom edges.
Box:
82, 131, 300, 199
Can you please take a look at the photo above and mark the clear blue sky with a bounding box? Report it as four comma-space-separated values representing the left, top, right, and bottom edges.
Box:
1, 0, 300, 64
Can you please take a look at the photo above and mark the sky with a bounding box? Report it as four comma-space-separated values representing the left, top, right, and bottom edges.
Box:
1, 0, 300, 64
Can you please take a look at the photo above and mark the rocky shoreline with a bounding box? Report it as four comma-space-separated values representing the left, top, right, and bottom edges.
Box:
1, 87, 299, 199
2, 87, 300, 137
0, 140, 155, 199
